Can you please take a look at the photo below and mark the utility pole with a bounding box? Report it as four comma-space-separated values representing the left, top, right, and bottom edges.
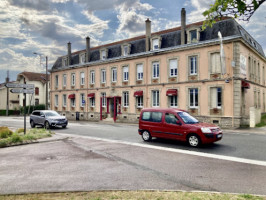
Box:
45, 56, 48, 110
33, 52, 49, 110
6, 71, 9, 116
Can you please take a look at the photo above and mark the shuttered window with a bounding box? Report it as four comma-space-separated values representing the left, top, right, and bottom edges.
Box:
211, 53, 221, 74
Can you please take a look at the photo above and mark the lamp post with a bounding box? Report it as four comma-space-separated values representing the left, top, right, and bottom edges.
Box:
33, 52, 48, 110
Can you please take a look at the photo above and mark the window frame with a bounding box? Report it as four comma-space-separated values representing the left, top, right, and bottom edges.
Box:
169, 95, 178, 107
55, 75, 59, 88
101, 69, 106, 83
189, 88, 199, 108
111, 67, 117, 82
123, 91, 129, 107
55, 95, 58, 107
71, 73, 75, 86
80, 93, 85, 107
137, 63, 143, 80
101, 92, 106, 107
123, 66, 129, 82
189, 56, 198, 75
169, 59, 178, 77
62, 94, 67, 107
63, 74, 67, 87
80, 72, 85, 86
136, 96, 143, 108
152, 90, 160, 107
152, 61, 160, 79
90, 70, 95, 84
90, 97, 95, 107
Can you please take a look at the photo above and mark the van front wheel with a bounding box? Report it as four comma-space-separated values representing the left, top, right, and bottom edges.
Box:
187, 134, 201, 147
142, 131, 152, 142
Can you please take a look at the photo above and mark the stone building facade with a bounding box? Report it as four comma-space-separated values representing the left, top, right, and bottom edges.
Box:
50, 8, 266, 128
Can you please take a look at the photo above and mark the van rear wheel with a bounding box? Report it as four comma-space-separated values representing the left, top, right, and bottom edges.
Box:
187, 134, 201, 147
142, 131, 152, 142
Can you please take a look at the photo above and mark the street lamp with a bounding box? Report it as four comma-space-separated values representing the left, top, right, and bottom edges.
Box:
33, 52, 48, 110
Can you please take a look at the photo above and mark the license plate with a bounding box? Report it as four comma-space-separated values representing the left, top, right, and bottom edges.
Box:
217, 134, 222, 138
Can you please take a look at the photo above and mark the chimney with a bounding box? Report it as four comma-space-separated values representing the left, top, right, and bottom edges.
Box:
145, 18, 151, 51
86, 36, 90, 62
67, 42, 71, 66
181, 8, 186, 45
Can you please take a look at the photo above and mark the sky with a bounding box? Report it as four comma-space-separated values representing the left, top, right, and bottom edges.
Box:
0, 0, 266, 83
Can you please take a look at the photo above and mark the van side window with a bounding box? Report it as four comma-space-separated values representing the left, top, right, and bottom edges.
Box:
165, 113, 178, 124
151, 112, 162, 122
141, 111, 162, 122
142, 112, 151, 121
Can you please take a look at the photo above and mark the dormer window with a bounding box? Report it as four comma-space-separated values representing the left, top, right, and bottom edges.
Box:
150, 36, 161, 51
123, 45, 128, 56
62, 57, 67, 67
121, 44, 131, 56
79, 53, 85, 64
186, 27, 200, 44
100, 49, 107, 60
152, 38, 159, 50
190, 30, 197, 42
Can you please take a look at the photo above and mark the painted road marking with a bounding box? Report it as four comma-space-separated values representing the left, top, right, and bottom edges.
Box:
57, 133, 266, 167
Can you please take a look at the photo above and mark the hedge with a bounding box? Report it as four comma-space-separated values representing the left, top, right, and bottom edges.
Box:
20, 104, 45, 114
0, 110, 20, 116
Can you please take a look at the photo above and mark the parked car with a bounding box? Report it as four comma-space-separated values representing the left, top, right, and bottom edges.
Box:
30, 110, 68, 129
138, 108, 222, 147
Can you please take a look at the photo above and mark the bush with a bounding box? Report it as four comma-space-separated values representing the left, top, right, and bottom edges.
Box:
0, 110, 20, 116
256, 113, 266, 127
9, 134, 22, 143
16, 128, 24, 133
0, 127, 13, 139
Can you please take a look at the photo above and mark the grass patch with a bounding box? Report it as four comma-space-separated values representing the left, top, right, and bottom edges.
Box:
0, 127, 53, 148
0, 191, 265, 200
256, 113, 266, 127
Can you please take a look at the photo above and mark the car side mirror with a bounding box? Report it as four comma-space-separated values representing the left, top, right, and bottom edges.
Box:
40, 115, 45, 118
176, 121, 182, 125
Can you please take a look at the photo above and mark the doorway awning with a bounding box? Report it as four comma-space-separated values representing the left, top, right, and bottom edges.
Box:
166, 89, 177, 96
68, 94, 75, 99
134, 91, 143, 97
241, 80, 250, 89
87, 93, 95, 98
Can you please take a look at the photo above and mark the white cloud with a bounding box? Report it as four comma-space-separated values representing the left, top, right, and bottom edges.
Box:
115, 1, 153, 38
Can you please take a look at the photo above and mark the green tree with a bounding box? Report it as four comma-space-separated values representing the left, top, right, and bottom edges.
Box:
203, 0, 265, 29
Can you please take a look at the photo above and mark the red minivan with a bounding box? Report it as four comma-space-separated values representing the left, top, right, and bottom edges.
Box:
138, 108, 222, 147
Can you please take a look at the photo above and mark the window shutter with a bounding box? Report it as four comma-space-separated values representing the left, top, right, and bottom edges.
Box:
210, 88, 217, 108
170, 59, 177, 70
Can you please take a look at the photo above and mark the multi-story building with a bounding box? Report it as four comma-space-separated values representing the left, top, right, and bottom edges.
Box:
0, 81, 20, 111
50, 8, 266, 128
16, 72, 50, 107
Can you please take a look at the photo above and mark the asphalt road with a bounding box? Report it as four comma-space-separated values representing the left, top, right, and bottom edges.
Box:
0, 116, 266, 195
1, 116, 266, 161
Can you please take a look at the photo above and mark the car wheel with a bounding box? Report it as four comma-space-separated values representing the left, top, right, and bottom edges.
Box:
187, 134, 201, 147
142, 130, 152, 142
62, 125, 67, 128
45, 121, 51, 129
30, 120, 35, 128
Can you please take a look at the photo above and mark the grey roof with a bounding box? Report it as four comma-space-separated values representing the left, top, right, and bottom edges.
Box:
51, 18, 265, 71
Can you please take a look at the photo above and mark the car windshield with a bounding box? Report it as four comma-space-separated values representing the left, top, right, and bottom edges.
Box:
177, 112, 199, 124
44, 111, 60, 117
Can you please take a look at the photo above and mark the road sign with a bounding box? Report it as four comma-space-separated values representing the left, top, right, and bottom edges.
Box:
5, 83, 34, 88
10, 89, 34, 94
